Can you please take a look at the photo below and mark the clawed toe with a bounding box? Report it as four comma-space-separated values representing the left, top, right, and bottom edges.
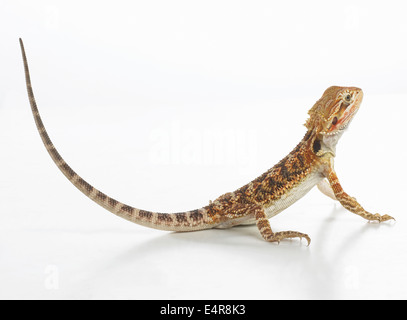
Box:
371, 213, 395, 223
265, 231, 311, 246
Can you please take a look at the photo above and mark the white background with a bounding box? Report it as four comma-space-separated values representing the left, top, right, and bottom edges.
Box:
1, 0, 407, 299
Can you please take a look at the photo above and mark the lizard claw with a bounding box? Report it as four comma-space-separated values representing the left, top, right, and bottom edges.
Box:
370, 213, 395, 223
267, 231, 311, 246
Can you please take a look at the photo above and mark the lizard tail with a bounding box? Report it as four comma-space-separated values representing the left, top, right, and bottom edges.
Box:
19, 38, 214, 232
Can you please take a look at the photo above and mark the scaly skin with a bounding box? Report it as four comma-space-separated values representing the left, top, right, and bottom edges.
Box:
19, 39, 394, 245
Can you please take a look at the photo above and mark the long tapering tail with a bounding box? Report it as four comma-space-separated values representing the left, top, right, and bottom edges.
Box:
19, 38, 213, 232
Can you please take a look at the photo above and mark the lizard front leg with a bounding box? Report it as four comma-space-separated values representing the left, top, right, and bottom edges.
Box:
254, 205, 311, 245
326, 169, 394, 222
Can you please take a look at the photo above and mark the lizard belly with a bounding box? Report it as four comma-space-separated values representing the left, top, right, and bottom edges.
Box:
264, 171, 323, 218
241, 170, 324, 226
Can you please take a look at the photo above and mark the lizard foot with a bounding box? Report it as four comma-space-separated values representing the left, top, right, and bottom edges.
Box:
265, 231, 311, 246
254, 207, 311, 245
369, 213, 395, 223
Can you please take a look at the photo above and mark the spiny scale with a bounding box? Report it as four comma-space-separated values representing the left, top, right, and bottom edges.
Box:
19, 39, 394, 244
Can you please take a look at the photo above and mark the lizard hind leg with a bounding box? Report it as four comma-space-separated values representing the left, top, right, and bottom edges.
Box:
254, 206, 311, 245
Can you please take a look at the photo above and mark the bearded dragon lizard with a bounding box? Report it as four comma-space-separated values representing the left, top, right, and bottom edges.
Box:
19, 38, 394, 245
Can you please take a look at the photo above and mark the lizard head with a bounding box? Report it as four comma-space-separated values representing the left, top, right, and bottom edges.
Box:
305, 86, 363, 156
306, 86, 363, 136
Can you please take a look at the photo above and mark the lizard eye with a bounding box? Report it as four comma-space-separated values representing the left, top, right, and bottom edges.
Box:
344, 94, 352, 102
